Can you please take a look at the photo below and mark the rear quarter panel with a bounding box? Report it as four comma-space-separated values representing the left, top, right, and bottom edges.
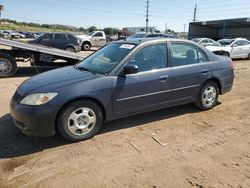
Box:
209, 55, 234, 94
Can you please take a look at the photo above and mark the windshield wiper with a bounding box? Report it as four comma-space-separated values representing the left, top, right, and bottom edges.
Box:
75, 66, 96, 75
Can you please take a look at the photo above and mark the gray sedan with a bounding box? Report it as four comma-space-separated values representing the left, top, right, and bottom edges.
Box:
10, 39, 234, 142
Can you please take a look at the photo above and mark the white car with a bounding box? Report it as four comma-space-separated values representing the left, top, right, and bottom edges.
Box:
206, 38, 250, 59
76, 31, 106, 51
191, 38, 215, 47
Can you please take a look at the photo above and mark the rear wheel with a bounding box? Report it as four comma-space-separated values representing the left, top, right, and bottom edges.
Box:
82, 42, 91, 51
65, 47, 76, 53
0, 53, 17, 78
194, 81, 219, 110
57, 100, 103, 142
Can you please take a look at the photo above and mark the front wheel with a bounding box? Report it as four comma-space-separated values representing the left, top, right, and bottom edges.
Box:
82, 42, 91, 51
194, 81, 219, 110
57, 100, 103, 142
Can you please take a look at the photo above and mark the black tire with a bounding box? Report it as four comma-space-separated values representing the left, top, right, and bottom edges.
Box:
81, 42, 91, 51
65, 47, 76, 53
0, 52, 17, 78
247, 53, 250, 60
57, 100, 103, 142
194, 81, 219, 110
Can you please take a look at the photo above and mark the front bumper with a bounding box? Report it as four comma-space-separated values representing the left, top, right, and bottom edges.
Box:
10, 98, 57, 137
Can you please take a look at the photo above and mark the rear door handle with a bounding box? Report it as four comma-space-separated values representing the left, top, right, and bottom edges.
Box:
159, 75, 169, 82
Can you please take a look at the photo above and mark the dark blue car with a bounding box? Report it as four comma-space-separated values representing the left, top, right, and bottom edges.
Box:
10, 39, 234, 141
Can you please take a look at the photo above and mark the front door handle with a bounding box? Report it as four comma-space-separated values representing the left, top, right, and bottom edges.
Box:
201, 69, 208, 74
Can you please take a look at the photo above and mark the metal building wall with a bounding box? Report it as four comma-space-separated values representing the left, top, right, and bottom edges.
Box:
188, 23, 218, 40
189, 18, 250, 40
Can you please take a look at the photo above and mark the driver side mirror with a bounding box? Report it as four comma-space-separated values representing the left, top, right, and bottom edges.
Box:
123, 64, 138, 75
232, 44, 237, 48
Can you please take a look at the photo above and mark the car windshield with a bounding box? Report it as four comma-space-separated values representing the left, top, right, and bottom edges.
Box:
191, 38, 201, 43
76, 43, 136, 75
218, 39, 235, 46
210, 42, 221, 46
87, 32, 95, 36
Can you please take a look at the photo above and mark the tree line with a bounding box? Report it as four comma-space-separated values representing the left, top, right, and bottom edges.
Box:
0, 19, 120, 35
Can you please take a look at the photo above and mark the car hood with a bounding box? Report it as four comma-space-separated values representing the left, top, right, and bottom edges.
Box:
77, 35, 91, 39
18, 66, 98, 95
205, 45, 223, 52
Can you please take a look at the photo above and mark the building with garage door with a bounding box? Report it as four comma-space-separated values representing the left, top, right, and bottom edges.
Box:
188, 17, 250, 40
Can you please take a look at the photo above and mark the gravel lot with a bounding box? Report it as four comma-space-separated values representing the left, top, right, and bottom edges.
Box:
0, 53, 249, 188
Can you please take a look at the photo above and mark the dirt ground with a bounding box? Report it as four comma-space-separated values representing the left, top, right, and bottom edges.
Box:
0, 54, 249, 188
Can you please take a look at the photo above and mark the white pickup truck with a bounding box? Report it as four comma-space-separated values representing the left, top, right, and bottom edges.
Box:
76, 31, 106, 51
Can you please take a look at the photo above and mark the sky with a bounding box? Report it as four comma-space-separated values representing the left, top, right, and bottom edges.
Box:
0, 0, 250, 32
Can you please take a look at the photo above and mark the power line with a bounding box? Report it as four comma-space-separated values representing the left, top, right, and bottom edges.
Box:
27, 0, 144, 16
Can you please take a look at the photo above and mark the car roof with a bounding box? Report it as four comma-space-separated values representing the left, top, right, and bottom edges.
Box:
234, 38, 248, 41
113, 38, 194, 45
193, 37, 213, 40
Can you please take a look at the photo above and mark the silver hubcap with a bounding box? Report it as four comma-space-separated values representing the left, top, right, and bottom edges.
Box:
202, 86, 217, 108
67, 107, 96, 136
0, 59, 12, 73
84, 45, 90, 50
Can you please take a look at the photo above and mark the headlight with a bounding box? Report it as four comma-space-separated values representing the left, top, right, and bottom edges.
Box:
20, 93, 58, 106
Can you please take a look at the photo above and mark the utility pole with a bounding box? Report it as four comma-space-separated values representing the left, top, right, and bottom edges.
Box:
184, 24, 186, 33
193, 4, 197, 22
165, 21, 168, 33
0, 5, 3, 20
145, 0, 149, 33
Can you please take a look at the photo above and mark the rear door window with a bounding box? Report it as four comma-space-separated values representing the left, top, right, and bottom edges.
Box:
241, 40, 249, 46
197, 49, 207, 62
234, 40, 245, 46
62, 34, 68, 40
171, 43, 206, 66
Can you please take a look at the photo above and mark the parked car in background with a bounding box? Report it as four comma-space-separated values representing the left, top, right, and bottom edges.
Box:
18, 31, 36, 39
127, 32, 149, 39
205, 41, 223, 54
0, 31, 20, 39
30, 33, 81, 52
33, 32, 44, 39
146, 33, 178, 38
76, 31, 106, 51
191, 38, 215, 47
206, 38, 250, 59
10, 38, 234, 142
217, 39, 233, 46
127, 32, 177, 40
